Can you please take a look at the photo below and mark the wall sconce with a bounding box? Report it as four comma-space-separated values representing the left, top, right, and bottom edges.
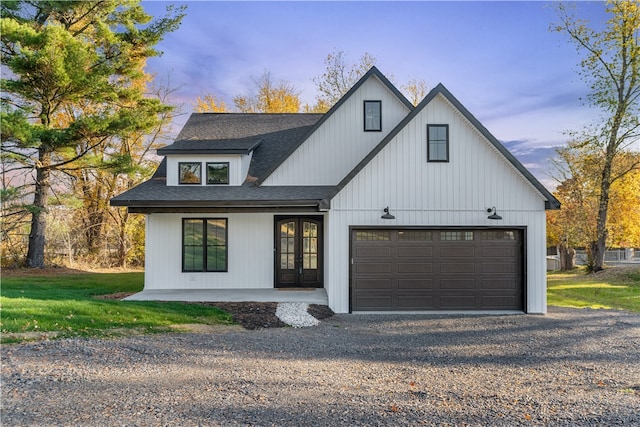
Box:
381, 206, 395, 220
487, 207, 502, 220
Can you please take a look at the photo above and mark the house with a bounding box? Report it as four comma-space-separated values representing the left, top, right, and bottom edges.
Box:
111, 67, 560, 314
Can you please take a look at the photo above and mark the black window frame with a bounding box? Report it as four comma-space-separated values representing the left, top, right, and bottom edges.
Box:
178, 162, 202, 185
206, 162, 230, 185
363, 100, 382, 132
182, 218, 228, 272
427, 124, 449, 162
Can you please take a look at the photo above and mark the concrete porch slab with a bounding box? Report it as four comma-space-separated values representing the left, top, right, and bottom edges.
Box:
124, 288, 329, 305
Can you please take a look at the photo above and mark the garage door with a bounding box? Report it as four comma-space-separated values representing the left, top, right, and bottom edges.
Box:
351, 229, 523, 311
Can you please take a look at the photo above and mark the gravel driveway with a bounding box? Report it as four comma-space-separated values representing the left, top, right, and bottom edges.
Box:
2, 307, 639, 426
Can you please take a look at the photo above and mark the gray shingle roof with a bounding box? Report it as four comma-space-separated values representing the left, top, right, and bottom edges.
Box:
110, 178, 334, 208
157, 113, 322, 154
112, 113, 333, 209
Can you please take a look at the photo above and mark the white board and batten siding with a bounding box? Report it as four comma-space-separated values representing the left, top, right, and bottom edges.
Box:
324, 93, 549, 314
145, 212, 327, 290
263, 76, 411, 186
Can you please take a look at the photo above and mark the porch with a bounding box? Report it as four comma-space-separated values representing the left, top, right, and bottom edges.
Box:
124, 288, 329, 305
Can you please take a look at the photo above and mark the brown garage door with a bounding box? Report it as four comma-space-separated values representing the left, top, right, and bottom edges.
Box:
351, 229, 523, 311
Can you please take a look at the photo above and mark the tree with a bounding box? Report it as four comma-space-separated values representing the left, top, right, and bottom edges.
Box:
232, 71, 300, 113
402, 78, 429, 107
553, 0, 640, 271
548, 144, 640, 269
312, 50, 377, 108
194, 94, 228, 113
0, 1, 185, 267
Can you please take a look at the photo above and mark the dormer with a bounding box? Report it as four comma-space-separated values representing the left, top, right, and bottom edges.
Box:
158, 139, 259, 186
157, 113, 322, 186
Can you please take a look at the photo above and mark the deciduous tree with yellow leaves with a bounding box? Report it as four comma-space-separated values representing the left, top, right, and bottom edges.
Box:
553, 0, 640, 271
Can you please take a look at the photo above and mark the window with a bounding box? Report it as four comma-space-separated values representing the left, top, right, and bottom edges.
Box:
481, 231, 516, 241
398, 231, 432, 241
427, 124, 449, 162
179, 162, 201, 184
355, 231, 390, 241
364, 100, 381, 131
441, 231, 473, 241
182, 219, 227, 272
207, 162, 229, 185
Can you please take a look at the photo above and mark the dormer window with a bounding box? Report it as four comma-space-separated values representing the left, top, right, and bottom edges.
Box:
207, 162, 229, 185
364, 100, 381, 131
179, 162, 201, 184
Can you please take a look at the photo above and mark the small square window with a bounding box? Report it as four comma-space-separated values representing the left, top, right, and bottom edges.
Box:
207, 162, 229, 185
427, 124, 449, 162
364, 101, 381, 131
179, 162, 201, 184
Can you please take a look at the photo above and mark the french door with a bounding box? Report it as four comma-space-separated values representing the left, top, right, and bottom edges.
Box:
275, 216, 323, 288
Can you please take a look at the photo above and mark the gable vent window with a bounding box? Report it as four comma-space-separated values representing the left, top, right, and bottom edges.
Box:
207, 162, 229, 185
179, 162, 202, 184
427, 124, 449, 162
364, 100, 382, 132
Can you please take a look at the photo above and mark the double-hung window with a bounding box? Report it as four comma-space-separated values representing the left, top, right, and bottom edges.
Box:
182, 219, 228, 272
364, 100, 382, 131
427, 124, 449, 162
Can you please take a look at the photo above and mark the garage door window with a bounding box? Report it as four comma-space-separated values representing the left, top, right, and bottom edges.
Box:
481, 231, 516, 240
398, 231, 432, 241
441, 231, 473, 241
355, 231, 390, 241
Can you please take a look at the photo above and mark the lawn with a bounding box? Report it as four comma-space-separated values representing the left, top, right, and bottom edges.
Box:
0, 270, 233, 343
547, 266, 640, 313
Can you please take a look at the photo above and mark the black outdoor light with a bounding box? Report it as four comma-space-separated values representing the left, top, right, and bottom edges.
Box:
487, 207, 502, 220
381, 206, 395, 220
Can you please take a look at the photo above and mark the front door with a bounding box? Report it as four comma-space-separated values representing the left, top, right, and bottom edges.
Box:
275, 216, 323, 288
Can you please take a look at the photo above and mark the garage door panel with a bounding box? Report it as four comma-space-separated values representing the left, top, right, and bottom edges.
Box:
482, 278, 517, 290
439, 278, 476, 289
354, 295, 393, 310
482, 296, 518, 308
440, 262, 475, 273
440, 246, 475, 257
353, 278, 392, 290
355, 262, 391, 274
481, 246, 517, 257
397, 262, 433, 273
398, 295, 434, 309
398, 247, 433, 257
352, 228, 523, 311
398, 279, 433, 289
355, 246, 391, 257
481, 263, 516, 273
439, 295, 476, 309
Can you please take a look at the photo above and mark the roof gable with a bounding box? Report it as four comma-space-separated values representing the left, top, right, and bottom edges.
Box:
322, 83, 560, 210
256, 66, 414, 185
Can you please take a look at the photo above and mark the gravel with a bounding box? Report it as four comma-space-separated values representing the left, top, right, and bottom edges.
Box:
276, 302, 320, 327
2, 307, 639, 426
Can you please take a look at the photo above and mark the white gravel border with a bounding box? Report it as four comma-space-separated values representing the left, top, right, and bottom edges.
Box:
275, 302, 320, 327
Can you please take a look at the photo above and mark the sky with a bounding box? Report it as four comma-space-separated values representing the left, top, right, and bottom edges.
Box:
140, 0, 612, 188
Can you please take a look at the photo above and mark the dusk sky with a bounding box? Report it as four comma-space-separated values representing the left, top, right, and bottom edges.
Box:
140, 1, 611, 188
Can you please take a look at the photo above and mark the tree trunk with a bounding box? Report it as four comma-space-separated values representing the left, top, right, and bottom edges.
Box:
114, 209, 129, 268
558, 241, 576, 271
26, 151, 50, 268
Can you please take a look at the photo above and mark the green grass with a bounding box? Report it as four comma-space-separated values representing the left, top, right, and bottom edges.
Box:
547, 266, 640, 313
1, 272, 234, 343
